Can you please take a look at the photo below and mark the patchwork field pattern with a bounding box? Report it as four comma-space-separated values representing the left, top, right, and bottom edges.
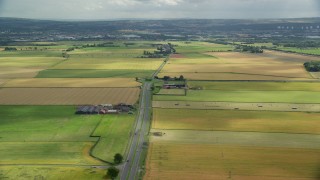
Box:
147, 79, 320, 179
0, 57, 64, 78
0, 88, 140, 105
0, 106, 135, 179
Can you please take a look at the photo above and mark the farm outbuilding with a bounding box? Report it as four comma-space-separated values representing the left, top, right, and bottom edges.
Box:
76, 103, 133, 115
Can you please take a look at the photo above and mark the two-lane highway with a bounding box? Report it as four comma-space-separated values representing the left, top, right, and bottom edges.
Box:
120, 82, 152, 180
120, 57, 168, 180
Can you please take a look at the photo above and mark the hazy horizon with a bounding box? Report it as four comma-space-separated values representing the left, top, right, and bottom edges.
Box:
0, 0, 319, 20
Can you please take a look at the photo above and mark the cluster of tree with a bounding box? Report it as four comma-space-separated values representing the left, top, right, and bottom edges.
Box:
105, 153, 123, 179
235, 45, 263, 53
62, 52, 70, 59
206, 40, 229, 45
155, 75, 185, 81
124, 42, 135, 46
282, 41, 320, 48
141, 50, 165, 58
107, 167, 119, 180
66, 47, 75, 52
4, 47, 17, 51
82, 42, 119, 48
140, 43, 176, 58
304, 61, 320, 72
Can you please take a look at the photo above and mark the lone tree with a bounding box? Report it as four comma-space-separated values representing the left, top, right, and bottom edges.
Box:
114, 153, 123, 164
107, 166, 119, 180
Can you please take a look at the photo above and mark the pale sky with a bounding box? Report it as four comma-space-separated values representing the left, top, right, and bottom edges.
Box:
0, 0, 319, 20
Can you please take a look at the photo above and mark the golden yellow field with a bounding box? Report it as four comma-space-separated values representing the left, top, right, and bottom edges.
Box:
157, 89, 185, 95
158, 72, 313, 80
311, 72, 320, 78
0, 67, 46, 78
0, 88, 140, 105
0, 79, 8, 87
145, 143, 320, 180
0, 57, 64, 78
162, 63, 310, 78
152, 108, 320, 134
4, 78, 141, 88
52, 58, 164, 70
152, 101, 320, 112
160, 51, 316, 80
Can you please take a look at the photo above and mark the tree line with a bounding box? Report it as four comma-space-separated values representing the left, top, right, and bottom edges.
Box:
304, 61, 320, 72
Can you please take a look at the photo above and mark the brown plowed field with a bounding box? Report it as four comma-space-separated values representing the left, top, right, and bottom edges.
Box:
0, 88, 140, 105
4, 78, 141, 88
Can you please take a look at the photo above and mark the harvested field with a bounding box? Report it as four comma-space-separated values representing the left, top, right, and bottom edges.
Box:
160, 51, 316, 80
52, 57, 163, 70
0, 57, 63, 68
0, 79, 9, 87
145, 143, 320, 180
0, 67, 46, 78
157, 72, 313, 81
153, 101, 320, 112
157, 89, 186, 96
153, 90, 320, 104
150, 130, 320, 149
206, 50, 320, 64
310, 72, 320, 79
36, 69, 154, 78
170, 54, 186, 58
0, 88, 140, 105
152, 108, 320, 134
188, 81, 320, 91
0, 57, 64, 78
4, 78, 141, 88
162, 63, 310, 79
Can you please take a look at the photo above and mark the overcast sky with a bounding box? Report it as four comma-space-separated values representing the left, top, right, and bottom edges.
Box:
0, 0, 319, 20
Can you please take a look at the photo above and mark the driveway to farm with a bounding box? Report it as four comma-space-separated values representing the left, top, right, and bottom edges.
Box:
120, 58, 168, 180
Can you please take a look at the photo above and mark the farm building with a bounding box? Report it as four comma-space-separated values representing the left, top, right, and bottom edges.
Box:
163, 83, 186, 89
114, 103, 134, 112
75, 103, 134, 115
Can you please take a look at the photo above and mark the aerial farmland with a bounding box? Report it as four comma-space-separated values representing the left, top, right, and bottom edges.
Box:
0, 27, 320, 180
145, 42, 320, 180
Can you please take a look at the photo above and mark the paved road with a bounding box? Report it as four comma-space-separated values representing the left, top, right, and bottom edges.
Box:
120, 82, 152, 180
120, 57, 168, 180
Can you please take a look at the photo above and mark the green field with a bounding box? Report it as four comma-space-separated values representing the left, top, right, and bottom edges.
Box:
51, 57, 163, 70
277, 47, 320, 55
36, 69, 154, 78
188, 81, 320, 91
0, 166, 106, 180
153, 108, 320, 134
91, 114, 135, 162
154, 90, 320, 103
150, 129, 320, 149
172, 41, 234, 53
0, 106, 135, 165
